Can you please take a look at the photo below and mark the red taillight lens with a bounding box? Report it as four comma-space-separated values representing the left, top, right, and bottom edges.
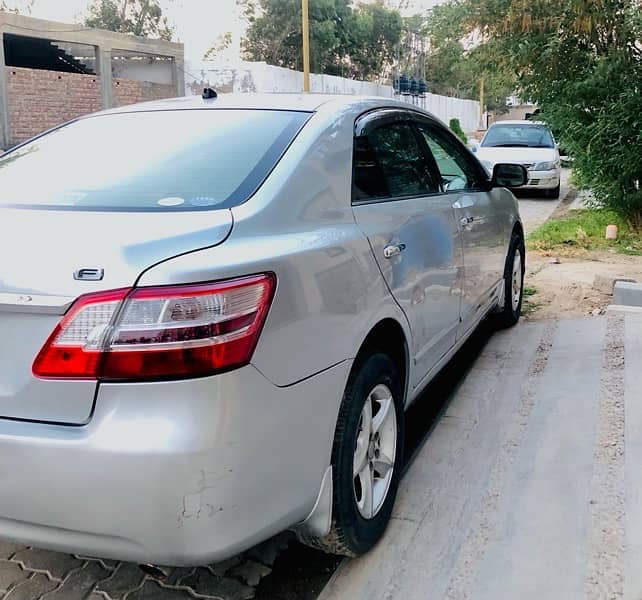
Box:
33, 274, 276, 381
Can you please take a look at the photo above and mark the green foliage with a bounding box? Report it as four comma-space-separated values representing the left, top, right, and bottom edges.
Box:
405, 2, 515, 109
528, 209, 642, 255
239, 0, 402, 80
464, 0, 642, 227
204, 32, 233, 60
84, 0, 174, 41
449, 118, 467, 142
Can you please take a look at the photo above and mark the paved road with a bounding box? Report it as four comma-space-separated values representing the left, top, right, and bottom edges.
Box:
320, 311, 640, 600
515, 168, 571, 233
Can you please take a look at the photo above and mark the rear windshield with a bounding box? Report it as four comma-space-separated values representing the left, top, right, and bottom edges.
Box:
0, 109, 309, 211
481, 123, 555, 148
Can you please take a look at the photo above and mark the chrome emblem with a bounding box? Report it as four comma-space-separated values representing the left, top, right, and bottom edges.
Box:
74, 268, 104, 282
16, 295, 32, 303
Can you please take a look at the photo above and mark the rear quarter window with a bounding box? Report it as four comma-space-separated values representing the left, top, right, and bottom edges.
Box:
0, 109, 309, 211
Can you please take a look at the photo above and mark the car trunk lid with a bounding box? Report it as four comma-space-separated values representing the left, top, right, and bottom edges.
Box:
0, 207, 233, 424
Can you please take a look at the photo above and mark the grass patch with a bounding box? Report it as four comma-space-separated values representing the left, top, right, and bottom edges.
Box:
527, 209, 642, 255
521, 286, 541, 316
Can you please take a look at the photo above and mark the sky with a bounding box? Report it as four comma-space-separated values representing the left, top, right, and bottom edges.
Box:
20, 0, 443, 61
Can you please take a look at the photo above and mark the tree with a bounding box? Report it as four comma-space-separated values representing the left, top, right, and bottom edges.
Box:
84, 0, 174, 40
0, 0, 34, 13
463, 0, 642, 227
407, 2, 515, 109
204, 31, 233, 61
239, 0, 402, 80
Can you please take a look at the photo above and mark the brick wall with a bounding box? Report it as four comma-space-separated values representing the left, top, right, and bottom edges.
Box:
112, 78, 176, 108
6, 67, 177, 145
6, 67, 102, 145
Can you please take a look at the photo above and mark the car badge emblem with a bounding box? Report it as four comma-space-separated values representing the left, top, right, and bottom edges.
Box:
74, 268, 105, 281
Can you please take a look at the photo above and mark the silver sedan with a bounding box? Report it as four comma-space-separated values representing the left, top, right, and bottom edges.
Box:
0, 93, 526, 566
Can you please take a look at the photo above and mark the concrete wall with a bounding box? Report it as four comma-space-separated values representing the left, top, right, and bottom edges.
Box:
5, 66, 176, 144
184, 60, 481, 133
112, 77, 176, 108
0, 12, 184, 149
6, 66, 101, 143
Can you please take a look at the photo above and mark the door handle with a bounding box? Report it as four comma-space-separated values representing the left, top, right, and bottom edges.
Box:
460, 216, 474, 227
383, 243, 406, 259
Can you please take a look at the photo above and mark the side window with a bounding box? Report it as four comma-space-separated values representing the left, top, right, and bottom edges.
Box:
352, 121, 438, 202
416, 123, 486, 192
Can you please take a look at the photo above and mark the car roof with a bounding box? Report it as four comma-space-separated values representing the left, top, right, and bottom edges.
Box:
490, 120, 547, 126
99, 93, 398, 115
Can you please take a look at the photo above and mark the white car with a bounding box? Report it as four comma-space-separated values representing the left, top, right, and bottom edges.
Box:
474, 120, 561, 198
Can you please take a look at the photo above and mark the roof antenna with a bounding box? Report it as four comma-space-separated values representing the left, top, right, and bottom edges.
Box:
202, 87, 218, 99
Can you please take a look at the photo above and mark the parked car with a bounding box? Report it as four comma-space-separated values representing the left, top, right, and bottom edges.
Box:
473, 120, 562, 198
0, 94, 526, 566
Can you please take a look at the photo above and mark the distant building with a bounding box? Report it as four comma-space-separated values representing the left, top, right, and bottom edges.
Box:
0, 13, 184, 149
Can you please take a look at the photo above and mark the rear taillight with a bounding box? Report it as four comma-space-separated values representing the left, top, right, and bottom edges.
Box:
33, 274, 276, 380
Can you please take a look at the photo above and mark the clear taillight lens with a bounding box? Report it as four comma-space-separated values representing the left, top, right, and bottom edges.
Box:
33, 274, 276, 380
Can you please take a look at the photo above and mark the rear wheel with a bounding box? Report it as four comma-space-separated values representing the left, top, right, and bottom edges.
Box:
494, 231, 525, 329
302, 352, 404, 556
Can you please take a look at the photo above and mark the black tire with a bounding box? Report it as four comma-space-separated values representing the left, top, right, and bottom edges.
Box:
494, 231, 525, 329
302, 352, 405, 556
545, 184, 560, 199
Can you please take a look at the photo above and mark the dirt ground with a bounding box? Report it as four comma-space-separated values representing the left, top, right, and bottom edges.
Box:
523, 249, 642, 320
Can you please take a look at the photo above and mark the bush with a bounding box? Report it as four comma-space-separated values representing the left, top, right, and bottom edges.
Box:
449, 118, 468, 143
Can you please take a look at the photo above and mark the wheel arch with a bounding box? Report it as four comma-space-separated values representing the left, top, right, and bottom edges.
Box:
354, 318, 410, 406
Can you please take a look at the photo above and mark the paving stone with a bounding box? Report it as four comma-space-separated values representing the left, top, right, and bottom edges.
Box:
179, 567, 254, 600
0, 543, 22, 561
4, 574, 58, 600
0, 560, 31, 592
12, 549, 83, 580
40, 562, 111, 600
74, 556, 119, 571
0, 561, 29, 592
95, 563, 145, 599
125, 581, 192, 599
229, 560, 272, 587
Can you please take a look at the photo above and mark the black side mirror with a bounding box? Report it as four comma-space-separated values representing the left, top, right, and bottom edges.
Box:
492, 163, 528, 188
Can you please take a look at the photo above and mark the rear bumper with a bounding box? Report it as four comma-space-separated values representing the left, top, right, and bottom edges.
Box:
523, 169, 560, 190
0, 361, 350, 566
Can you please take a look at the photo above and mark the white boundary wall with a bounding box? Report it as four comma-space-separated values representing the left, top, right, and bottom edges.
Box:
185, 60, 480, 133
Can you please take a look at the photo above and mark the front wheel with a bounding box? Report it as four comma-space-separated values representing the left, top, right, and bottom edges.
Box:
302, 353, 405, 556
545, 183, 560, 199
494, 231, 525, 329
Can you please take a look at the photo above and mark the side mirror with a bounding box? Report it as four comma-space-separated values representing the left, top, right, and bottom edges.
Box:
470, 144, 478, 153
492, 163, 528, 188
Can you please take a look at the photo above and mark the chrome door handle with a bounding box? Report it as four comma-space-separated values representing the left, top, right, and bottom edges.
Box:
383, 243, 406, 259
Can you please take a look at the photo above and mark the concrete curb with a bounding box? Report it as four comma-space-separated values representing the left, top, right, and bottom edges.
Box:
613, 281, 642, 307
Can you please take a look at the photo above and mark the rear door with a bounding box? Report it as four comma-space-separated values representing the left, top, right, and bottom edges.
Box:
414, 119, 506, 336
351, 110, 463, 387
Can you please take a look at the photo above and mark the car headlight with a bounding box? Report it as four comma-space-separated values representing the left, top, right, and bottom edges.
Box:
532, 160, 560, 171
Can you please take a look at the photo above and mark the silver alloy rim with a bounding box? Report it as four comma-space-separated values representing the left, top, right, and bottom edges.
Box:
353, 384, 397, 520
511, 251, 523, 311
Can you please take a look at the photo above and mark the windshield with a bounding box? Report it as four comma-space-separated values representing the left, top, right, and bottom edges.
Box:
0, 109, 308, 211
481, 124, 555, 148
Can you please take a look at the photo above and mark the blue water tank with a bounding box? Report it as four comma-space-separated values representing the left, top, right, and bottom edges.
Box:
410, 77, 418, 95
399, 74, 410, 94
418, 79, 428, 95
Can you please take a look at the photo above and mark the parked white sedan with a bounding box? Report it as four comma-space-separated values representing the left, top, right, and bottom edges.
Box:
474, 120, 561, 198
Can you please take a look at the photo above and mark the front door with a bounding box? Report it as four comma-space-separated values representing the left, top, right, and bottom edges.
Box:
414, 120, 506, 336
351, 111, 463, 387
